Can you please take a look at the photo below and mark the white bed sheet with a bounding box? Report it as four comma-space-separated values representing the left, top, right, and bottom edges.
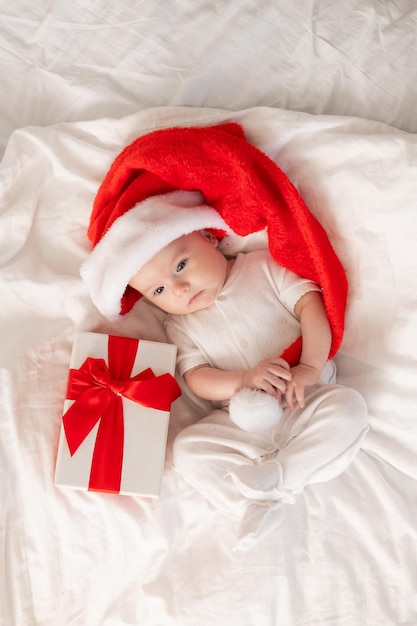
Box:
1, 2, 417, 626
1, 0, 417, 159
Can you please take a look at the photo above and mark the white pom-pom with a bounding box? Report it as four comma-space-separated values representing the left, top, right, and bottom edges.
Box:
229, 388, 283, 433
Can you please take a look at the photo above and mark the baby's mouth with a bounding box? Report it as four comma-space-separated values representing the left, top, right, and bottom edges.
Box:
189, 290, 203, 306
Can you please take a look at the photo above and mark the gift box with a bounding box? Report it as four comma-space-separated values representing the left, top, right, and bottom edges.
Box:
55, 332, 181, 497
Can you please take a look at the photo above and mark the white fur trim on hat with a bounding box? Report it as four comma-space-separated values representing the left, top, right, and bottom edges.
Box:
80, 190, 232, 321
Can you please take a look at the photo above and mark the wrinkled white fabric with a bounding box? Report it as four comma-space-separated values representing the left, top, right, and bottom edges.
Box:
2, 55, 417, 622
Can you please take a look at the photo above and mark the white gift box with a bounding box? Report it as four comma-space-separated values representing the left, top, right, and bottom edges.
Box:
55, 332, 179, 497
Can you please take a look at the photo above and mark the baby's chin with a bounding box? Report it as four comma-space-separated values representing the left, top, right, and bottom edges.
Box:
190, 290, 220, 313
173, 300, 214, 315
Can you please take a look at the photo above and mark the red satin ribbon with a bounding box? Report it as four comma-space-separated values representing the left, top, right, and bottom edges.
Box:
62, 335, 181, 493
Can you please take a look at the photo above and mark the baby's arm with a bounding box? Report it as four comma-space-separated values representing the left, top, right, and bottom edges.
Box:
184, 357, 292, 402
285, 290, 332, 410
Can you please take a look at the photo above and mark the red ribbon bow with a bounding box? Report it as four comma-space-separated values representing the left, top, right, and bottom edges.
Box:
62, 335, 181, 493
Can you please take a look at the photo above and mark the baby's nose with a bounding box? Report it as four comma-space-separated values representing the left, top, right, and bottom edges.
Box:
173, 281, 190, 296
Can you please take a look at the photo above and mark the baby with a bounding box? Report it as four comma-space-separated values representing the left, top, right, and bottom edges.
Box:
129, 230, 331, 413
82, 190, 368, 550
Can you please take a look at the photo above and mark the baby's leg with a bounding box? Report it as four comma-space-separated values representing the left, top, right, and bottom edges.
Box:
172, 408, 278, 520
230, 384, 368, 496
173, 384, 368, 549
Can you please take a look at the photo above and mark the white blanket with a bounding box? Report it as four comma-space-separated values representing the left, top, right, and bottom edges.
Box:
1, 104, 417, 625
1, 1, 417, 625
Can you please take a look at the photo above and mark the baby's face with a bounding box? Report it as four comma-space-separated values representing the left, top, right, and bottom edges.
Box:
129, 232, 231, 314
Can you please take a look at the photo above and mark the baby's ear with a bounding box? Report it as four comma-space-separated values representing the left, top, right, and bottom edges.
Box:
201, 230, 219, 246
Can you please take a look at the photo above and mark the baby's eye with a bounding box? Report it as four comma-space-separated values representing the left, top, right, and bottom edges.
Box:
154, 286, 164, 296
176, 259, 187, 272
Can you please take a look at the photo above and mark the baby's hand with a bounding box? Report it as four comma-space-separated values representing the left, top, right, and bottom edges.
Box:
285, 363, 321, 410
243, 357, 291, 398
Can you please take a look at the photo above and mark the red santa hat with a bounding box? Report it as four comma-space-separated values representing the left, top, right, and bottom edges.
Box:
82, 122, 348, 366
80, 189, 232, 321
